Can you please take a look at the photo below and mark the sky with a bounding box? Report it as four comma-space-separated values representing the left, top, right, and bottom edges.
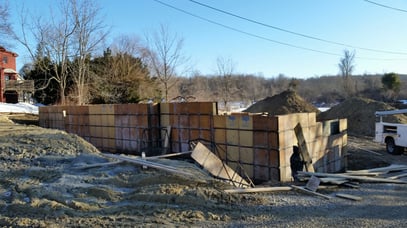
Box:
8, 0, 407, 79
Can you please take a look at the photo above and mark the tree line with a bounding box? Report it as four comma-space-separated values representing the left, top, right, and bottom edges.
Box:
2, 0, 404, 108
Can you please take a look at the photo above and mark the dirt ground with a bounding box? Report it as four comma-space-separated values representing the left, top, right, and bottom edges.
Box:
1, 114, 407, 227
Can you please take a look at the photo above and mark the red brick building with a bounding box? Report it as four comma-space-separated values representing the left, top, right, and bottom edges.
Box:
0, 46, 34, 103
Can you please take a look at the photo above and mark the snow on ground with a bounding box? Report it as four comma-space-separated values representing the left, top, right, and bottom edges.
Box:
0, 103, 39, 115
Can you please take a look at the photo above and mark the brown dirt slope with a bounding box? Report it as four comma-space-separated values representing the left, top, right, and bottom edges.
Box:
318, 97, 407, 136
244, 90, 320, 115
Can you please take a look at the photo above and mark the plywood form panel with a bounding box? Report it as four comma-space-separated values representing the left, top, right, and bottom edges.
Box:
199, 115, 211, 129
213, 115, 226, 128
215, 129, 226, 143
227, 145, 239, 162
190, 129, 200, 141
308, 112, 317, 127
309, 123, 323, 141
269, 149, 280, 168
277, 113, 309, 132
242, 164, 254, 179
199, 102, 217, 115
226, 115, 238, 129
279, 147, 293, 182
200, 129, 211, 142
269, 132, 279, 148
254, 166, 269, 181
226, 129, 239, 145
216, 144, 227, 160
253, 131, 268, 148
278, 129, 297, 150
240, 147, 254, 164
239, 130, 253, 147
239, 115, 253, 130
252, 115, 277, 131
254, 149, 269, 166
190, 115, 200, 128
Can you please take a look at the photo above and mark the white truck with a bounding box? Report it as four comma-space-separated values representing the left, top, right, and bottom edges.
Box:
375, 109, 407, 155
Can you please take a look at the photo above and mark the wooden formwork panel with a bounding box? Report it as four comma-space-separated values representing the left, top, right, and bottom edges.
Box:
254, 149, 269, 166
252, 115, 269, 131
190, 115, 200, 128
190, 129, 200, 140
269, 149, 280, 168
339, 118, 347, 134
226, 129, 239, 145
239, 130, 253, 147
213, 115, 226, 128
199, 115, 211, 129
215, 129, 226, 143
279, 147, 293, 182
227, 145, 239, 161
254, 165, 270, 181
268, 132, 279, 148
277, 113, 310, 132
216, 144, 227, 160
239, 115, 253, 130
242, 164, 254, 179
278, 129, 297, 150
308, 123, 323, 141
226, 115, 239, 129
240, 147, 254, 164
253, 131, 268, 148
200, 129, 211, 142
199, 102, 217, 115
308, 112, 317, 126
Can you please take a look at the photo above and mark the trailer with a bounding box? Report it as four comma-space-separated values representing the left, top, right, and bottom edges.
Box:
374, 109, 407, 155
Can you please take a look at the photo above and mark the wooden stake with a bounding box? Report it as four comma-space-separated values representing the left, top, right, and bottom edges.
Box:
294, 123, 314, 172
291, 185, 332, 200
336, 193, 362, 201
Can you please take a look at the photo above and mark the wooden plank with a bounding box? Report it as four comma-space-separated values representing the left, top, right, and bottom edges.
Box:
305, 175, 320, 192
299, 171, 407, 184
101, 153, 194, 177
319, 177, 348, 185
225, 186, 292, 193
72, 161, 123, 170
336, 193, 362, 201
347, 164, 407, 174
191, 142, 250, 188
224, 185, 336, 194
387, 172, 407, 180
294, 123, 314, 172
291, 185, 332, 200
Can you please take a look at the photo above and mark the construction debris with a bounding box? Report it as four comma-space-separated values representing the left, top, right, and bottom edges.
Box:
336, 193, 362, 201
191, 142, 253, 188
101, 153, 194, 177
291, 185, 332, 200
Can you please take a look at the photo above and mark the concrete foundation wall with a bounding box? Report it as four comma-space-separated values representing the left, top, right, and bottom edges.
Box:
39, 102, 347, 183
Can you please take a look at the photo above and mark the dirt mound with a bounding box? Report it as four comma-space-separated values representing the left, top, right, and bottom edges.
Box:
244, 90, 320, 115
318, 97, 407, 136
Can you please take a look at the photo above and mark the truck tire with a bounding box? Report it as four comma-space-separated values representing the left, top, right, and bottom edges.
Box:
386, 138, 403, 155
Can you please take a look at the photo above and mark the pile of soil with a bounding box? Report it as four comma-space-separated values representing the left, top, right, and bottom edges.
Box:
318, 97, 407, 136
1, 114, 407, 226
244, 90, 320, 115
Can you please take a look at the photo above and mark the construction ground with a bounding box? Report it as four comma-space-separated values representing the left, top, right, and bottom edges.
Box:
1, 93, 407, 227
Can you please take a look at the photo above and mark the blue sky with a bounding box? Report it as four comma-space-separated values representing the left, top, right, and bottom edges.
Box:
9, 0, 407, 78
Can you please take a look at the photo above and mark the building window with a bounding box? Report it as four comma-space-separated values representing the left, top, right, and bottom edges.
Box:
2, 56, 7, 64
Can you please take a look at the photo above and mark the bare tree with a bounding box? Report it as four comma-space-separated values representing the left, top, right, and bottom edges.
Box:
0, 1, 12, 47
338, 50, 355, 97
14, 0, 107, 105
145, 24, 188, 102
70, 0, 108, 104
216, 56, 236, 111
14, 3, 77, 104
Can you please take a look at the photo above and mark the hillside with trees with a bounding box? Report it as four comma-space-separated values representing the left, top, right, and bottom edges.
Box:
5, 0, 406, 108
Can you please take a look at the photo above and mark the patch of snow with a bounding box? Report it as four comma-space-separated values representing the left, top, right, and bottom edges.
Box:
0, 102, 39, 115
